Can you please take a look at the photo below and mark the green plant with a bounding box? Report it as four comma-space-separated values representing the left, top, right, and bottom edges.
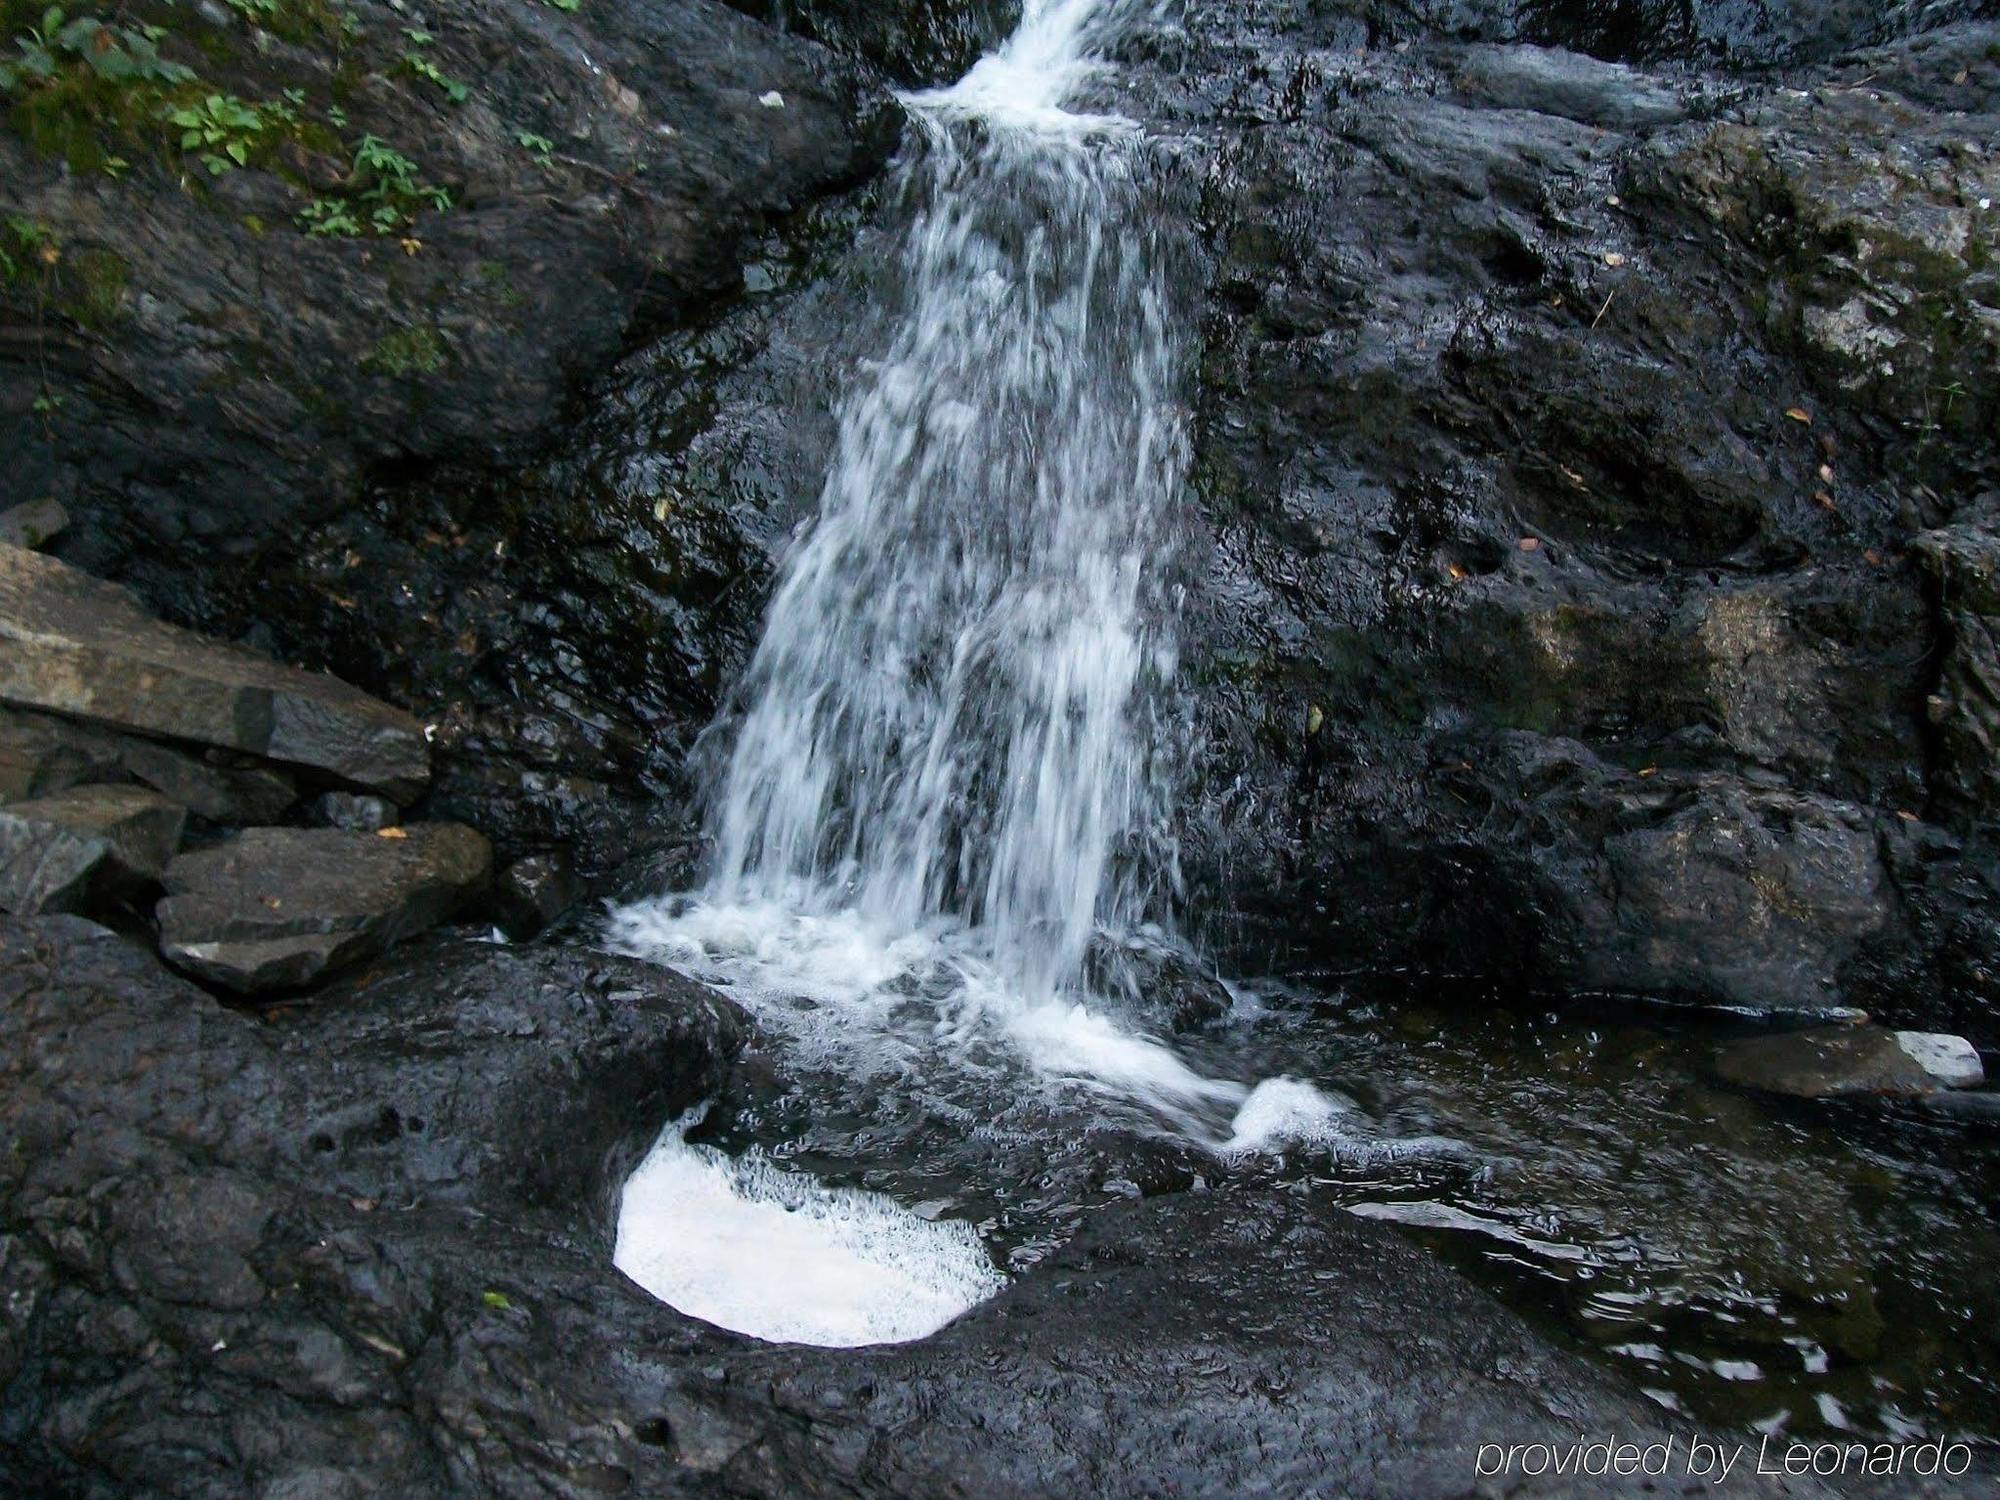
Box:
299, 196, 360, 236
514, 128, 552, 163
0, 215, 53, 282
298, 133, 451, 236
541, 0, 579, 10
401, 27, 466, 102
165, 91, 267, 173
362, 322, 443, 375
0, 7, 194, 93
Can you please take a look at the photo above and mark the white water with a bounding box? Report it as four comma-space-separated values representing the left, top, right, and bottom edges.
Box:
615, 1117, 1005, 1347
611, 0, 1374, 1343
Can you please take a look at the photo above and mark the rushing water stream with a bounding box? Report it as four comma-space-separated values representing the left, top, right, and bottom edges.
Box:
605, 0, 2000, 1457
612, 0, 1360, 1156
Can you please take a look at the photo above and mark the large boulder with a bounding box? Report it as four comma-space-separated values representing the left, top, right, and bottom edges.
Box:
0, 545, 428, 800
156, 823, 493, 993
1147, 12, 2000, 1032
0, 783, 185, 914
2, 0, 895, 601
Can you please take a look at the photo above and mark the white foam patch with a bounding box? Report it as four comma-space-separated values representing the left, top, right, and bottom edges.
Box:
606, 896, 1465, 1165
614, 1125, 1005, 1346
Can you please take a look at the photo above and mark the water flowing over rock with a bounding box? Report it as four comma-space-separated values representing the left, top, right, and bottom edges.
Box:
699, 0, 1189, 998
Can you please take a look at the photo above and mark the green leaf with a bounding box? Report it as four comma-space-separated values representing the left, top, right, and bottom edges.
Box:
226, 140, 247, 165
481, 1290, 511, 1310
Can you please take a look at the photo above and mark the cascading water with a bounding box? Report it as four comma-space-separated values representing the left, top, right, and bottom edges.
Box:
612, 0, 1353, 1135
610, 0, 1383, 1345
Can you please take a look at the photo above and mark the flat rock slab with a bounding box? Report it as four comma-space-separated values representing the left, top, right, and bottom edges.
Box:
0, 784, 186, 914
0, 544, 428, 801
1715, 1025, 1987, 1098
0, 704, 295, 823
156, 824, 491, 993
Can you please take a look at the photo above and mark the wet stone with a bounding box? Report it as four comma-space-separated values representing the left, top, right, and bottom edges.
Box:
1714, 1025, 1987, 1099
492, 854, 581, 939
0, 784, 187, 915
156, 824, 492, 994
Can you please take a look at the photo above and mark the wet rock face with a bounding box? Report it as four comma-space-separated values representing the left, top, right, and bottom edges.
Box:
1357, 0, 1989, 66
0, 917, 749, 1498
1154, 10, 2000, 1030
724, 0, 1023, 85
2, 0, 895, 607
0, 915, 1828, 1500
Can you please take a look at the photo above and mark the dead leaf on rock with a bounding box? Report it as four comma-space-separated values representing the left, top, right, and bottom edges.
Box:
377, 827, 409, 840
1785, 407, 1814, 425
1518, 536, 1541, 551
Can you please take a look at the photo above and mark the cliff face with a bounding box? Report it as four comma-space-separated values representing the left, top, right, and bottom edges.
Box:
9, 0, 1998, 1030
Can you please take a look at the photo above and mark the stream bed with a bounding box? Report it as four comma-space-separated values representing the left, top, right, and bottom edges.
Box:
620, 949, 2000, 1455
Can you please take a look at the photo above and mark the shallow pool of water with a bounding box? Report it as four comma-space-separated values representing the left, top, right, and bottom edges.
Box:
645, 973, 1999, 1451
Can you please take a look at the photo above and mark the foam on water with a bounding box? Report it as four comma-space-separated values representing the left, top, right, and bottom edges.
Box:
614, 1122, 1004, 1346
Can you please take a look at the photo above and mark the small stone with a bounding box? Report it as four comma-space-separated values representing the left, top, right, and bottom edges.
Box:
493, 853, 580, 939
313, 791, 399, 832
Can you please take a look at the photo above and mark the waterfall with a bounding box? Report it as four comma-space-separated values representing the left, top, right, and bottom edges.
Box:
705, 0, 1183, 1005
610, 0, 1343, 1145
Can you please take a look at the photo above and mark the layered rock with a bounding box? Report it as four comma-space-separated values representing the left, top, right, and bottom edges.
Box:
156, 823, 493, 993
0, 545, 428, 800
0, 783, 184, 913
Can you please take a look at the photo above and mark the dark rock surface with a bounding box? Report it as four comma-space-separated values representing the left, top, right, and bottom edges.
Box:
0, 704, 297, 824
156, 822, 492, 992
0, 783, 184, 913
0, 916, 1843, 1500
1, 0, 896, 606
0, 544, 429, 799
724, 0, 1022, 86
1153, 9, 2000, 1035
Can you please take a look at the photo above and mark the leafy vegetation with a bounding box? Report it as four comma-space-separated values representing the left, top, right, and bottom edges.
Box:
301, 133, 451, 237
0, 6, 191, 91
362, 322, 443, 375
401, 27, 466, 103
4, 0, 458, 238
166, 90, 267, 173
